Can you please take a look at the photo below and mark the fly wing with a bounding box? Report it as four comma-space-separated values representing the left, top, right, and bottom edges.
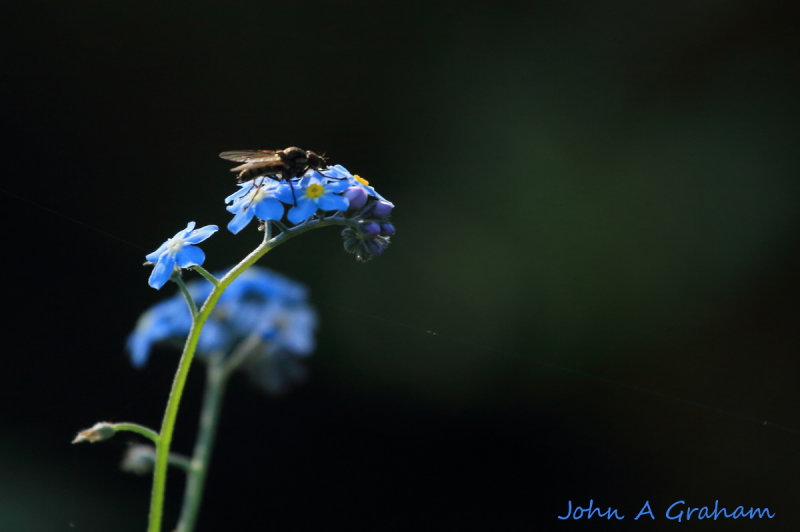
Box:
219, 150, 282, 163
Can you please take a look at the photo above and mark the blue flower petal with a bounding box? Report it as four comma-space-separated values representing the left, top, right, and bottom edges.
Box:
297, 175, 318, 189
175, 245, 205, 268
226, 192, 253, 214
276, 182, 300, 205
145, 242, 169, 263
318, 193, 349, 212
226, 200, 243, 214
225, 183, 253, 204
323, 165, 349, 179
325, 179, 350, 193
148, 253, 176, 289
184, 224, 218, 245
228, 207, 256, 234
287, 199, 318, 224
253, 198, 285, 221
177, 221, 197, 238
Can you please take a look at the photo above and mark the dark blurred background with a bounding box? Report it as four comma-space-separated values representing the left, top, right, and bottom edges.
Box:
1, 1, 799, 530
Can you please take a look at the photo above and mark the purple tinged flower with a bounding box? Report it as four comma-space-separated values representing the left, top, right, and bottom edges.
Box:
315, 164, 395, 262
322, 165, 393, 206
145, 222, 218, 289
286, 174, 350, 224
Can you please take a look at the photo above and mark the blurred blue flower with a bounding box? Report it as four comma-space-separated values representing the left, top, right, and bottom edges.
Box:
127, 295, 227, 368
127, 298, 187, 368
127, 267, 317, 392
225, 179, 294, 234
246, 301, 317, 355
286, 173, 350, 224
145, 222, 218, 289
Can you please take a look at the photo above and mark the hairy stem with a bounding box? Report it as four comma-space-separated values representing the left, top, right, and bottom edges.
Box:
192, 265, 220, 286
174, 275, 198, 317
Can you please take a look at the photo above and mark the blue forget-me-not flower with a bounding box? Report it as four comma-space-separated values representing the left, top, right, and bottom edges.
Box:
127, 267, 317, 392
225, 179, 294, 234
286, 172, 350, 224
145, 222, 218, 289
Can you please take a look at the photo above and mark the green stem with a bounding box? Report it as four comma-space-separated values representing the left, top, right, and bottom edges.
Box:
175, 356, 228, 532
113, 422, 160, 444
221, 334, 263, 378
174, 275, 198, 317
176, 339, 263, 532
168, 452, 196, 473
147, 218, 354, 532
192, 265, 220, 286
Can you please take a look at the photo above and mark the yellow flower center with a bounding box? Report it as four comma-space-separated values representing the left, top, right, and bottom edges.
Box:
305, 183, 325, 199
354, 174, 369, 186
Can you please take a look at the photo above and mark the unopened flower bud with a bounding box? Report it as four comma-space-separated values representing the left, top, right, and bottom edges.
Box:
371, 201, 393, 218
344, 187, 368, 210
341, 227, 391, 262
380, 223, 395, 236
362, 222, 380, 237
365, 239, 384, 256
73, 422, 116, 444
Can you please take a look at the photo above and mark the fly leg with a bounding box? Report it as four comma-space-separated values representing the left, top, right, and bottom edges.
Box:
243, 176, 267, 210
288, 178, 298, 207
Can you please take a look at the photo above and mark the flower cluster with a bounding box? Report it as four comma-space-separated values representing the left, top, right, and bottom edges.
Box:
225, 171, 350, 232
128, 267, 317, 392
341, 202, 395, 262
224, 165, 395, 260
143, 164, 395, 291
